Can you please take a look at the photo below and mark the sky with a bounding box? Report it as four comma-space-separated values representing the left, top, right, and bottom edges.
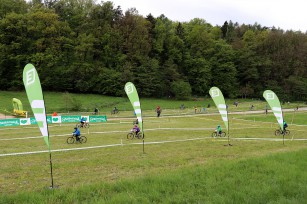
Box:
109, 0, 307, 31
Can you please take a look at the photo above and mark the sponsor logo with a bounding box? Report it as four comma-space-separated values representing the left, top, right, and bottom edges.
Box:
125, 84, 134, 94
89, 116, 107, 122
20, 119, 29, 125
211, 89, 219, 97
26, 68, 36, 86
62, 116, 80, 122
266, 93, 274, 100
0, 119, 20, 127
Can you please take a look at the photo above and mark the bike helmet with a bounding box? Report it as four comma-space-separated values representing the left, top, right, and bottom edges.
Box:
74, 127, 77, 129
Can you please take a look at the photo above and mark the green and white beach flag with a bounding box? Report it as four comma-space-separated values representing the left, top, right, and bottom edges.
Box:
263, 90, 284, 131
23, 64, 50, 147
124, 82, 143, 132
209, 87, 228, 131
23, 63, 54, 188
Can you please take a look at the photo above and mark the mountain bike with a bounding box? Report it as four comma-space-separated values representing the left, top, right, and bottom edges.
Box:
211, 131, 226, 137
76, 122, 90, 128
275, 129, 290, 136
67, 135, 87, 144
127, 130, 143, 140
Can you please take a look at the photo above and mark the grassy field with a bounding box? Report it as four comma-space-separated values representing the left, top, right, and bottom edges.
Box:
1, 91, 307, 202
0, 106, 306, 203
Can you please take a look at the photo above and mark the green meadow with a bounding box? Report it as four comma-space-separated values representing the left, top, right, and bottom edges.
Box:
0, 91, 307, 203
1, 90, 305, 116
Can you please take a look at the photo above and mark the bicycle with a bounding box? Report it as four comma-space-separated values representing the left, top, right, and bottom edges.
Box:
67, 135, 87, 144
76, 122, 90, 128
275, 129, 290, 136
127, 130, 143, 140
211, 131, 226, 137
111, 109, 119, 115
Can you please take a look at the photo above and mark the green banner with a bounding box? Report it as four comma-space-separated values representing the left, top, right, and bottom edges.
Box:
0, 115, 107, 128
263, 90, 284, 130
0, 118, 20, 127
23, 63, 49, 147
209, 87, 228, 131
124, 82, 143, 132
89, 115, 107, 123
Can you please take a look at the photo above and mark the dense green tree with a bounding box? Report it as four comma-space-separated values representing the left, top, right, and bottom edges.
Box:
209, 40, 237, 97
235, 30, 260, 95
0, 0, 306, 100
92, 67, 123, 96
170, 80, 192, 99
0, 0, 28, 19
133, 58, 161, 97
26, 7, 74, 91
183, 19, 214, 95
119, 8, 151, 63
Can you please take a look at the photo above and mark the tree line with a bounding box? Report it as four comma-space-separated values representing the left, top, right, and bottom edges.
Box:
1, 0, 307, 101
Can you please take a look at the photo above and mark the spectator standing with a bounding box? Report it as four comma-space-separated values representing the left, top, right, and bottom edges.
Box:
156, 106, 161, 117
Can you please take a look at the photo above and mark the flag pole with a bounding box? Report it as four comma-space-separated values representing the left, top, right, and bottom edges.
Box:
282, 110, 285, 145
44, 95, 54, 189
48, 148, 54, 188
225, 105, 232, 146
227, 105, 231, 146
140, 104, 145, 154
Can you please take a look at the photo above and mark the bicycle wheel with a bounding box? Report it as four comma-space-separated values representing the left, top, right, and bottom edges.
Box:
285, 130, 290, 136
220, 132, 226, 137
211, 132, 217, 137
67, 137, 75, 144
79, 136, 87, 143
84, 123, 90, 128
275, 129, 281, 136
76, 123, 81, 128
137, 132, 143, 139
127, 132, 134, 140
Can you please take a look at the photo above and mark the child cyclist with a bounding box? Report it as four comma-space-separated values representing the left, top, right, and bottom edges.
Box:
80, 117, 86, 127
216, 125, 222, 135
72, 127, 81, 141
132, 124, 140, 135
283, 121, 288, 131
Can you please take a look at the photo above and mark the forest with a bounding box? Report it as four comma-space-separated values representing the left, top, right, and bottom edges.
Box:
0, 0, 307, 101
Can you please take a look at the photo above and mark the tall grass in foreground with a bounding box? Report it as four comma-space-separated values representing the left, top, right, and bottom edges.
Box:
1, 148, 306, 203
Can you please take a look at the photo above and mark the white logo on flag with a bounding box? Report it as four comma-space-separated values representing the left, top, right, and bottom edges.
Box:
266, 93, 274, 100
211, 89, 219, 97
125, 84, 134, 94
26, 68, 36, 86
